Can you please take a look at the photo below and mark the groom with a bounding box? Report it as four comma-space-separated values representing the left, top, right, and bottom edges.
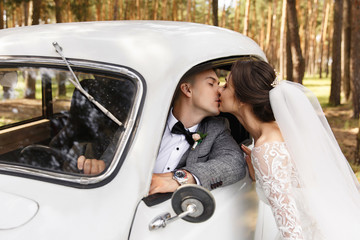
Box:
78, 68, 246, 194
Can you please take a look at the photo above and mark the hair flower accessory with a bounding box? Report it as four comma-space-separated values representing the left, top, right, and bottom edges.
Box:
271, 76, 281, 87
191, 132, 207, 150
271, 69, 281, 87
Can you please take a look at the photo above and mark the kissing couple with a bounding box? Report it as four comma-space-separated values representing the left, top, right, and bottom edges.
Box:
78, 58, 360, 239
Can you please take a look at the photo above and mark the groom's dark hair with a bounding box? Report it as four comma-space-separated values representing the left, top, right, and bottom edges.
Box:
230, 59, 276, 122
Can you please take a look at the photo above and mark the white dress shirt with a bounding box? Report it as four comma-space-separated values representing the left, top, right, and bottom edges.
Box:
153, 110, 198, 174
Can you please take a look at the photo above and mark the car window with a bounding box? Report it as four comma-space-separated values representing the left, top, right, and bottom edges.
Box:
0, 60, 143, 187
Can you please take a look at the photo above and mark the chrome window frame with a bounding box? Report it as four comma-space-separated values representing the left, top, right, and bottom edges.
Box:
0, 56, 145, 187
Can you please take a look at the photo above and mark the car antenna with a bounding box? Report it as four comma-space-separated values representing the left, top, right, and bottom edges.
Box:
52, 41, 123, 127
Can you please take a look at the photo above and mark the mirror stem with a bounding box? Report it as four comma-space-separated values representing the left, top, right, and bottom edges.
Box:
149, 204, 196, 231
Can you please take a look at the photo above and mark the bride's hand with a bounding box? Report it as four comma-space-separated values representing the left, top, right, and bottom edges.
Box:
241, 144, 255, 181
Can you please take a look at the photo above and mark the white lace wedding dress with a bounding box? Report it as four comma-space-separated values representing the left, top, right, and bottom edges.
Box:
252, 142, 320, 240
251, 80, 360, 240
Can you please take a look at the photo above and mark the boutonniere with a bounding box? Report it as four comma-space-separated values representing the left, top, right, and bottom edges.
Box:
191, 132, 207, 150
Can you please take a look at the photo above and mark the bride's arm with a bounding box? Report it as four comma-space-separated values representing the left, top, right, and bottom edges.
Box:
241, 144, 255, 181
252, 144, 304, 240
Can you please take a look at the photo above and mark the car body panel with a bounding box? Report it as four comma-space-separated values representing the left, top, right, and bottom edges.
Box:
130, 179, 257, 240
0, 191, 39, 229
0, 21, 272, 239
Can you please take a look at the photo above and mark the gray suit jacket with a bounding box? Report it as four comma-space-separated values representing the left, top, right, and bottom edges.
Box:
179, 117, 246, 190
100, 117, 246, 191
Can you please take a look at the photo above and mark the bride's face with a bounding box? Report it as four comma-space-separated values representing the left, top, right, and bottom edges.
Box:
218, 75, 238, 114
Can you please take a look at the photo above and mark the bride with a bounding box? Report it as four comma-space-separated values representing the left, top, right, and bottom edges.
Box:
218, 59, 360, 239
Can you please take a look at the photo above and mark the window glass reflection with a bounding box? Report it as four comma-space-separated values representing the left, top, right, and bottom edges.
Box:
0, 66, 136, 177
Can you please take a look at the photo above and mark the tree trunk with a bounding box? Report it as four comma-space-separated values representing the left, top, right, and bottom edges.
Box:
67, 0, 73, 22
96, 1, 102, 20
14, 5, 19, 27
351, 0, 360, 119
265, 2, 273, 55
265, 0, 277, 63
279, 0, 287, 80
307, 0, 319, 75
24, 1, 30, 26
136, 0, 140, 20
326, 7, 333, 78
329, 0, 343, 106
57, 72, 66, 97
259, 4, 266, 49
119, 0, 123, 20
220, 4, 226, 27
32, 0, 41, 25
212, 0, 218, 26
153, 0, 158, 20
186, 0, 191, 22
161, 0, 167, 20
356, 120, 360, 164
354, 0, 360, 160
25, 72, 36, 99
192, 0, 195, 22
297, 0, 305, 55
113, 0, 119, 20
206, 0, 211, 25
106, 0, 112, 20
234, 0, 239, 31
287, 0, 305, 84
286, 20, 293, 81
269, 0, 278, 65
251, 0, 258, 41
172, 0, 177, 21
243, 0, 250, 36
54, 0, 63, 23
0, 0, 3, 29
342, 0, 351, 101
319, 0, 330, 79
303, 0, 311, 72
179, 0, 184, 21
144, 0, 149, 20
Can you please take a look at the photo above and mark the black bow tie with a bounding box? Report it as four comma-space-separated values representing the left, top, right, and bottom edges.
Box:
171, 121, 195, 145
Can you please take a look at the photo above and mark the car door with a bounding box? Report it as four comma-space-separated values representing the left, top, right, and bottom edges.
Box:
128, 60, 260, 240
129, 177, 257, 240
0, 57, 145, 239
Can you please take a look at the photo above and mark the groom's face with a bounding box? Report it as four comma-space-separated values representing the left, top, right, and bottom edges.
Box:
189, 69, 221, 117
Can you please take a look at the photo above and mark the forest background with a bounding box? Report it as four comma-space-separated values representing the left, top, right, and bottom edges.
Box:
1, 0, 360, 174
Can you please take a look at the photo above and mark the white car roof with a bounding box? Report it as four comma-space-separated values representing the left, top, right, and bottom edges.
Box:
0, 21, 267, 148
0, 21, 266, 79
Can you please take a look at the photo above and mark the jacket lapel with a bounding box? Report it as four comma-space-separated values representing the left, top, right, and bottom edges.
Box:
176, 119, 208, 168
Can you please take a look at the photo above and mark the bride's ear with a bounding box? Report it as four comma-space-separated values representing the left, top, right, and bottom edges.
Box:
238, 101, 251, 113
237, 100, 246, 108
180, 83, 192, 98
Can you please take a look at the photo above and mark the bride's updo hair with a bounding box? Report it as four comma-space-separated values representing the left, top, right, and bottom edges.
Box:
230, 59, 276, 122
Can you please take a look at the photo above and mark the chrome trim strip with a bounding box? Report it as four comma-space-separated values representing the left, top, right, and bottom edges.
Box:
0, 56, 144, 186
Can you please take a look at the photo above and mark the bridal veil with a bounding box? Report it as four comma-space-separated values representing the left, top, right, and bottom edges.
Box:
269, 80, 360, 239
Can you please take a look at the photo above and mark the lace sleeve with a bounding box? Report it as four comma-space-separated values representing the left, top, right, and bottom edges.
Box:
252, 142, 304, 240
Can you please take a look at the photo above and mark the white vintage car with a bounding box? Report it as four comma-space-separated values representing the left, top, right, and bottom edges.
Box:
0, 21, 276, 239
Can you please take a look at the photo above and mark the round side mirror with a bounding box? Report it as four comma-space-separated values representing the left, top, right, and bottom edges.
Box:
171, 184, 215, 223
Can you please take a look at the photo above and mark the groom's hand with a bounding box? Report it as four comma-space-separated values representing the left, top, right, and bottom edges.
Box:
77, 155, 106, 175
149, 171, 195, 195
